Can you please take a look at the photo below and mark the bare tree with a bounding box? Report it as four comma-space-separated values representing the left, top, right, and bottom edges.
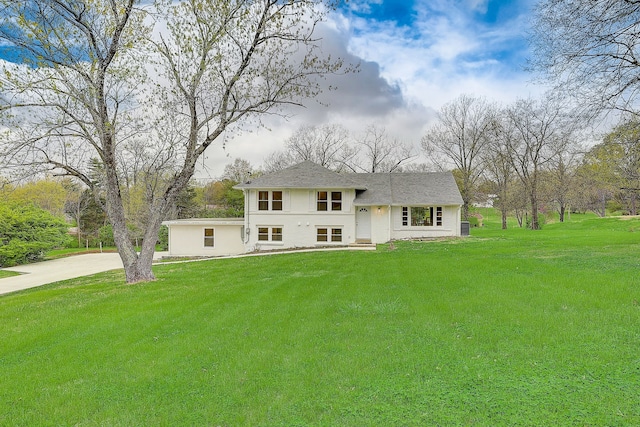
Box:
344, 124, 415, 173
262, 150, 294, 173
422, 94, 497, 220
530, 0, 640, 114
541, 144, 582, 222
284, 124, 350, 171
0, 0, 344, 282
482, 132, 515, 229
501, 96, 576, 230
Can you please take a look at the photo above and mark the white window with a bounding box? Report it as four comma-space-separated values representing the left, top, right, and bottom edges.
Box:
258, 191, 269, 211
257, 226, 283, 242
317, 191, 342, 211
317, 227, 342, 243
272, 192, 282, 211
402, 207, 443, 227
272, 227, 283, 241
317, 191, 328, 211
258, 191, 283, 211
204, 228, 214, 247
258, 227, 269, 241
331, 192, 342, 211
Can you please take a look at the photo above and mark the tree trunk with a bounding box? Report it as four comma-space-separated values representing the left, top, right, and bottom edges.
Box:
102, 144, 155, 282
501, 209, 508, 229
559, 204, 565, 222
529, 194, 540, 230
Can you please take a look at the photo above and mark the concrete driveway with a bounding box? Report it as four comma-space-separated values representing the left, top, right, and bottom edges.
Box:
0, 252, 167, 296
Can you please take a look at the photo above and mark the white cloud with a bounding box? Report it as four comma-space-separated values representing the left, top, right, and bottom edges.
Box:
466, 0, 489, 13
197, 1, 544, 177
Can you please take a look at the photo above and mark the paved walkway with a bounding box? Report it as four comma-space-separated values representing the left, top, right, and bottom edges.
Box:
0, 252, 168, 296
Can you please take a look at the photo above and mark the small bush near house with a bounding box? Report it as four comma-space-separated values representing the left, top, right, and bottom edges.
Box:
0, 203, 69, 267
468, 212, 483, 227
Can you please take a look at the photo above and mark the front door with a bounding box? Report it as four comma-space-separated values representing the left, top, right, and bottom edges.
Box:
356, 207, 371, 242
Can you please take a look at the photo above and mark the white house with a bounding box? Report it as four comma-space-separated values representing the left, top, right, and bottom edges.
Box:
163, 161, 464, 256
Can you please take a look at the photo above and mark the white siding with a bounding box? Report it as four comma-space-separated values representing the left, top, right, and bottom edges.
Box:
166, 221, 245, 257
369, 205, 391, 244
245, 188, 357, 250
389, 205, 461, 240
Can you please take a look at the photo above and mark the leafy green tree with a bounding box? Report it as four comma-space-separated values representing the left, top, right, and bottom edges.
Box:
576, 119, 640, 215
221, 158, 256, 184
173, 183, 201, 219
197, 179, 244, 218
78, 191, 108, 247
604, 119, 640, 215
98, 224, 115, 247
0, 203, 69, 267
3, 179, 68, 217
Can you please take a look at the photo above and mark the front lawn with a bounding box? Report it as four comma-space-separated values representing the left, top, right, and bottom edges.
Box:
1, 216, 639, 425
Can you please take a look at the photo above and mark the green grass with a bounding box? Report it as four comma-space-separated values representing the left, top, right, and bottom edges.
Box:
1, 214, 639, 425
0, 270, 20, 279
44, 247, 119, 259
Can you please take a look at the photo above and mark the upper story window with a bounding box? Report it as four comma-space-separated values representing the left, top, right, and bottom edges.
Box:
317, 191, 328, 211
272, 191, 282, 210
317, 191, 342, 211
402, 206, 443, 226
331, 192, 342, 211
258, 191, 269, 210
258, 191, 283, 211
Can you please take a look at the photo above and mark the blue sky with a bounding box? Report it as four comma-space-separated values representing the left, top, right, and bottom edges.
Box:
334, 0, 536, 105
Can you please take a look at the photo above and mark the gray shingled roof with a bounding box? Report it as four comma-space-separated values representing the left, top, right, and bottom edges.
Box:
351, 172, 463, 206
235, 162, 463, 206
234, 161, 363, 189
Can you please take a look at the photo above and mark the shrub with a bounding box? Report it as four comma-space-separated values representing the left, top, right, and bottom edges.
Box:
0, 203, 69, 267
526, 213, 547, 229
98, 224, 115, 247
157, 225, 169, 251
467, 212, 484, 227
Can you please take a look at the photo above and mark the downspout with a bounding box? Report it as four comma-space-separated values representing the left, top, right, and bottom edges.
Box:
388, 204, 392, 243
244, 189, 250, 244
